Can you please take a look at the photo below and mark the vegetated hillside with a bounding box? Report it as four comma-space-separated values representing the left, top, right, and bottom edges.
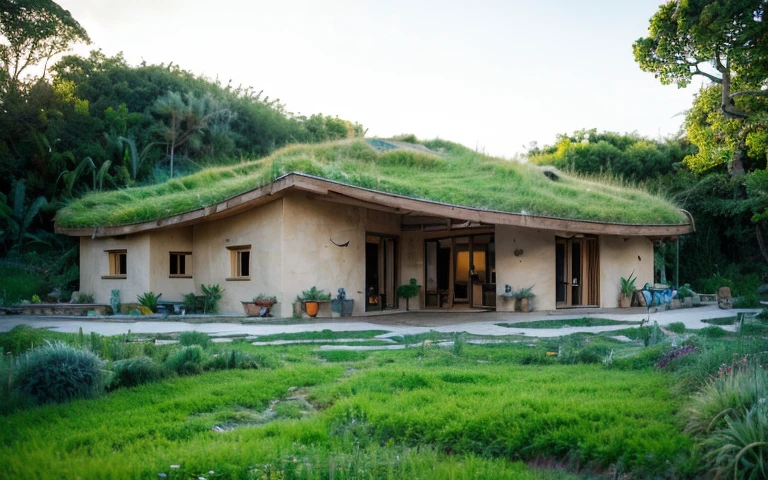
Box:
55, 138, 689, 228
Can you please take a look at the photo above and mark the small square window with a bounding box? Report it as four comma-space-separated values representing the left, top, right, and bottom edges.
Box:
227, 245, 251, 280
104, 250, 127, 278
170, 252, 192, 277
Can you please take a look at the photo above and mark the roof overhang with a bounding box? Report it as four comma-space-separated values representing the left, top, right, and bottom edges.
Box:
55, 173, 695, 238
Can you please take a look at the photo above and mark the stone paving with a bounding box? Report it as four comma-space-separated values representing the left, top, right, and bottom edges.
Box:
0, 304, 758, 339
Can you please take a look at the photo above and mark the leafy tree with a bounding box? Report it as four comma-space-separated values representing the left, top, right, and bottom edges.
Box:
0, 0, 90, 94
634, 0, 768, 174
152, 91, 230, 178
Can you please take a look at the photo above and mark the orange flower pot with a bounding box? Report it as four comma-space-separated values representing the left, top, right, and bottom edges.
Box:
304, 301, 320, 318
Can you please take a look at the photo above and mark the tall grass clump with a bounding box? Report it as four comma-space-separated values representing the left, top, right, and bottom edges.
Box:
13, 342, 105, 404
165, 345, 206, 376
0, 325, 46, 355
686, 364, 768, 479
178, 331, 211, 348
110, 356, 164, 389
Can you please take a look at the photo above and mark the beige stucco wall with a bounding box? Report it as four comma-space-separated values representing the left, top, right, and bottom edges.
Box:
495, 225, 556, 312
281, 193, 367, 317
192, 198, 285, 315
79, 234, 151, 305
599, 235, 654, 308
148, 227, 194, 303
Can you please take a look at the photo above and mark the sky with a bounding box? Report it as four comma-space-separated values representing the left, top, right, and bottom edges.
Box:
59, 0, 705, 158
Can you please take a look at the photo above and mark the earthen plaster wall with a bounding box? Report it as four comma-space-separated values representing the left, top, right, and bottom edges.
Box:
79, 234, 151, 305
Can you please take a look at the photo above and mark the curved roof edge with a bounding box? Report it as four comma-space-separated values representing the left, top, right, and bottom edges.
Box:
55, 173, 695, 238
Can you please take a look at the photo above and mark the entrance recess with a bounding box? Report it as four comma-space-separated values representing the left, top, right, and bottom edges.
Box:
425, 234, 496, 309
365, 234, 398, 311
556, 236, 599, 308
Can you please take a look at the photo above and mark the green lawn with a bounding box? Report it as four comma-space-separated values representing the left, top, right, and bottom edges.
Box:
0, 335, 693, 479
498, 317, 639, 329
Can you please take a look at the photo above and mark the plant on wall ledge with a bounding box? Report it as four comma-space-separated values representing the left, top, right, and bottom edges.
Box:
137, 292, 161, 313
619, 271, 636, 308
397, 278, 422, 311
201, 284, 224, 314
299, 286, 330, 318
515, 285, 535, 313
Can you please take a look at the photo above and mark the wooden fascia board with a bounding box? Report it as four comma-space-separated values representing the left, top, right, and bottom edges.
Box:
56, 172, 694, 238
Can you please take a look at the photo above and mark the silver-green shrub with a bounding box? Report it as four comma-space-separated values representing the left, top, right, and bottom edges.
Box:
13, 342, 105, 404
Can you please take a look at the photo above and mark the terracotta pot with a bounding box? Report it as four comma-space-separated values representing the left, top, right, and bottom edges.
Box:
619, 295, 631, 308
304, 301, 320, 318
519, 298, 530, 313
242, 301, 260, 317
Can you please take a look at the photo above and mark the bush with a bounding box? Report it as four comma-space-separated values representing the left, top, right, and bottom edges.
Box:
182, 292, 204, 313
666, 322, 686, 334
201, 284, 224, 313
0, 265, 48, 304
733, 294, 759, 308
72, 292, 95, 304
686, 366, 768, 479
0, 325, 46, 355
699, 326, 727, 338
203, 350, 261, 371
178, 331, 210, 348
165, 346, 206, 375
137, 291, 161, 313
13, 342, 105, 404
110, 356, 163, 389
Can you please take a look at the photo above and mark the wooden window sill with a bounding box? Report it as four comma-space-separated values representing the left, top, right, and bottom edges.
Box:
101, 275, 127, 280
226, 277, 251, 281
169, 275, 193, 279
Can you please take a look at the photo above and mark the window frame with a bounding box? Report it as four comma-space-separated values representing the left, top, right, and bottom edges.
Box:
169, 251, 192, 278
227, 245, 251, 281
103, 249, 127, 279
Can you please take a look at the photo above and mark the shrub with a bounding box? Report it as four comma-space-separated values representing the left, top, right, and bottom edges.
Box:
666, 322, 686, 334
204, 350, 261, 371
72, 292, 95, 304
165, 346, 206, 375
182, 292, 204, 313
110, 356, 163, 389
137, 291, 161, 313
178, 331, 210, 348
0, 325, 46, 355
686, 366, 768, 479
656, 344, 697, 369
733, 294, 759, 308
201, 284, 224, 313
702, 405, 768, 479
686, 365, 768, 436
699, 326, 727, 338
13, 342, 105, 404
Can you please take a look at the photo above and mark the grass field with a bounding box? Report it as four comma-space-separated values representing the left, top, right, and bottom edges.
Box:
2, 322, 766, 479
56, 138, 688, 228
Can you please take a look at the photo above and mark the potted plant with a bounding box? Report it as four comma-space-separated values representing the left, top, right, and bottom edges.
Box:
619, 271, 637, 308
501, 284, 516, 308
331, 288, 355, 317
676, 284, 695, 308
242, 293, 278, 317
396, 278, 422, 311
300, 286, 330, 318
516, 285, 535, 312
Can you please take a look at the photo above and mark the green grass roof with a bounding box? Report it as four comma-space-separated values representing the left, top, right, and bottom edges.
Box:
55, 138, 689, 228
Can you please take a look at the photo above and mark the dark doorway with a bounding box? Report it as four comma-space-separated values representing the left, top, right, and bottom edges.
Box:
365, 234, 398, 311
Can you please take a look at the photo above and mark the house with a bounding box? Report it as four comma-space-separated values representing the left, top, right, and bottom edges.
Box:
55, 139, 694, 317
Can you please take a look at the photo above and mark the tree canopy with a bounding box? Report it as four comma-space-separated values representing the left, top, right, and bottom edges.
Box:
634, 0, 768, 174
